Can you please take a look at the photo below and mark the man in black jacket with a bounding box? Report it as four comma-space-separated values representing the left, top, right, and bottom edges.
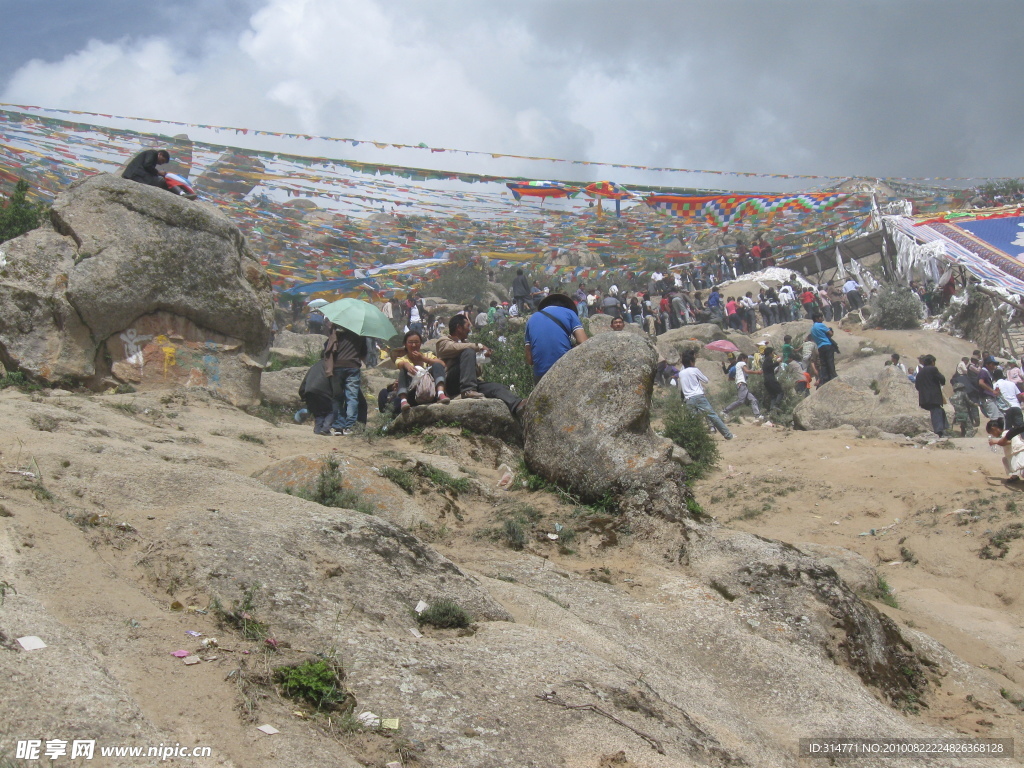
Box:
511, 269, 531, 315
122, 149, 170, 189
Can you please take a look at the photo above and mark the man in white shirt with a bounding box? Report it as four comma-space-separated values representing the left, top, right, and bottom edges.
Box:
843, 279, 863, 309
723, 353, 762, 419
475, 310, 489, 328
678, 351, 733, 439
778, 284, 796, 322
993, 376, 1024, 429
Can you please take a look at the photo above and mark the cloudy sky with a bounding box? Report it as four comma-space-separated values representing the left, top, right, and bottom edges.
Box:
2, 0, 1022, 186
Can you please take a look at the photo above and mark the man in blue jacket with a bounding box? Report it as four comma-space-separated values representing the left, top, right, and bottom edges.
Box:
524, 294, 588, 382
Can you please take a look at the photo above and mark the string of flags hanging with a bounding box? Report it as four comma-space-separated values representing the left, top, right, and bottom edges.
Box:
0, 103, 984, 299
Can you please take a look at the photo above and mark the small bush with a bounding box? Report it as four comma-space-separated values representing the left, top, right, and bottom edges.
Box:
872, 286, 922, 330
980, 523, 1024, 560
863, 575, 899, 608
661, 395, 720, 480
238, 433, 266, 445
472, 324, 535, 399
501, 519, 526, 550
380, 466, 416, 494
0, 179, 48, 243
417, 599, 471, 629
297, 456, 376, 514
416, 463, 471, 495
0, 371, 41, 392
274, 659, 353, 711
213, 583, 270, 641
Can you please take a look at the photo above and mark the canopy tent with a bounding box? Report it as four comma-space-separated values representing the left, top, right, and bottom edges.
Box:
883, 206, 1024, 296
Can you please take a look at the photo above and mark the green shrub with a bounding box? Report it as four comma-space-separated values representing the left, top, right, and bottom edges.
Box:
0, 371, 41, 392
296, 456, 376, 514
0, 179, 47, 243
501, 519, 527, 550
274, 659, 353, 711
416, 463, 471, 495
661, 395, 720, 480
380, 466, 416, 494
472, 324, 535, 399
872, 286, 922, 330
417, 599, 471, 629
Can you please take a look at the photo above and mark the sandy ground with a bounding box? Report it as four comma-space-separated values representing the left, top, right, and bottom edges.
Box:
2, 321, 1023, 766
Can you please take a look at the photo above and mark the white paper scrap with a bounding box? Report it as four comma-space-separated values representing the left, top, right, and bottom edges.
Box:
256, 724, 279, 735
357, 711, 381, 728
16, 636, 47, 651
409, 627, 423, 638
414, 600, 429, 614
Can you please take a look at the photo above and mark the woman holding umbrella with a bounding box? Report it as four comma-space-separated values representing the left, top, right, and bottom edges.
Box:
319, 298, 399, 435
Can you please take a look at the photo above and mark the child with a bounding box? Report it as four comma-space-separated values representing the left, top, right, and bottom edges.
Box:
781, 335, 793, 364
723, 353, 762, 419
949, 377, 977, 437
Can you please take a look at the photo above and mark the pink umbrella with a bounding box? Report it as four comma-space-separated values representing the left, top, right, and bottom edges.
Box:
705, 339, 740, 353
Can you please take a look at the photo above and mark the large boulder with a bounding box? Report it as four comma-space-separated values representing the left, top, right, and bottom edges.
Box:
0, 174, 273, 404
793, 365, 932, 434
387, 398, 523, 445
522, 332, 691, 519
586, 313, 645, 336
259, 366, 308, 408
270, 329, 322, 363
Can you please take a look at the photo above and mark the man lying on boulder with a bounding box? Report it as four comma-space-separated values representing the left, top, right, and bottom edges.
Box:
122, 148, 171, 190
437, 314, 524, 416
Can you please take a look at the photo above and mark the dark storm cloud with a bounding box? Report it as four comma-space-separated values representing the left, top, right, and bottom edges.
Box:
1, 0, 1020, 180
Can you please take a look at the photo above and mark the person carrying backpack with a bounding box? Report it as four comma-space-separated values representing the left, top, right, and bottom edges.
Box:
524, 294, 588, 382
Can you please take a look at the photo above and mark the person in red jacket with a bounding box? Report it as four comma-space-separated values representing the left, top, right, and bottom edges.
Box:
800, 288, 817, 319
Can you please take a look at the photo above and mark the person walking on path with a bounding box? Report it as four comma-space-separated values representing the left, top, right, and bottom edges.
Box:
914, 354, 948, 436
723, 353, 762, 419
810, 313, 838, 385
678, 351, 733, 439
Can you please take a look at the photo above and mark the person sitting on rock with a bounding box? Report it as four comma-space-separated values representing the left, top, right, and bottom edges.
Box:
436, 314, 524, 416
394, 330, 450, 413
525, 293, 588, 383
122, 148, 171, 190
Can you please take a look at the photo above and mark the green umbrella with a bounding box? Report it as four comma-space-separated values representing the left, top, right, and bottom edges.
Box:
320, 298, 398, 340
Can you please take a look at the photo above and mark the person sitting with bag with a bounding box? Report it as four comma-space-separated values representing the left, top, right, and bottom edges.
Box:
393, 330, 450, 413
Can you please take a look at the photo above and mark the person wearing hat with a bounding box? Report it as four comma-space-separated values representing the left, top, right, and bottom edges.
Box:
524, 293, 588, 382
